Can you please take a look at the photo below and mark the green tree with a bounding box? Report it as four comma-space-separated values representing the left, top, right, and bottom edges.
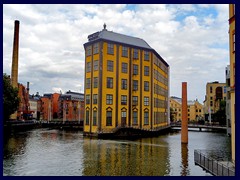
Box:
213, 100, 226, 126
3, 73, 20, 121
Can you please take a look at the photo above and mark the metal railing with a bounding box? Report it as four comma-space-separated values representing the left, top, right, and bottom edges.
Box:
194, 150, 235, 176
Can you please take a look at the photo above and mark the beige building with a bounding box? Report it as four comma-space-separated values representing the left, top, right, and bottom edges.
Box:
187, 100, 204, 121
229, 4, 235, 164
204, 81, 227, 116
170, 97, 204, 122
29, 98, 38, 119
170, 97, 182, 122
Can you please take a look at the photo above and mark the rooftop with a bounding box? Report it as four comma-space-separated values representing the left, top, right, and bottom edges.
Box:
86, 24, 152, 50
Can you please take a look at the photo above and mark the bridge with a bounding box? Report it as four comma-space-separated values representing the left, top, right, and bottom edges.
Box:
170, 123, 227, 132
41, 120, 84, 130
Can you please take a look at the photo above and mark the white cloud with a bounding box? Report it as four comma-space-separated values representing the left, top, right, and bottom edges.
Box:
3, 4, 229, 103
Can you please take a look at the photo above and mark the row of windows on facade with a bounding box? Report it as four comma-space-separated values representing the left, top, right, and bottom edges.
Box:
153, 57, 168, 74
154, 83, 168, 96
86, 60, 168, 87
86, 60, 150, 75
85, 111, 150, 126
86, 94, 150, 106
86, 78, 151, 91
86, 43, 168, 74
86, 43, 150, 60
86, 94, 167, 110
85, 110, 166, 126
209, 86, 227, 94
153, 70, 168, 86
172, 108, 202, 113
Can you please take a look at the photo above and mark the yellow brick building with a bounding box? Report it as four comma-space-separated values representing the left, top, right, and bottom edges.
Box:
170, 97, 182, 122
170, 97, 204, 122
83, 25, 169, 136
203, 81, 227, 115
229, 4, 235, 164
187, 100, 204, 121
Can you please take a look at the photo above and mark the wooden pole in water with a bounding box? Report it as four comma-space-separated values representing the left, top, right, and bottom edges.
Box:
181, 82, 188, 144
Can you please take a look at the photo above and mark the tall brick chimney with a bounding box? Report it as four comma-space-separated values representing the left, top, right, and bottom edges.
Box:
11, 20, 20, 88
181, 82, 188, 144
10, 20, 20, 120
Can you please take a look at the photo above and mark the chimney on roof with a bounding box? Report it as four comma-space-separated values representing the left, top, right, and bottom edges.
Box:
27, 82, 29, 91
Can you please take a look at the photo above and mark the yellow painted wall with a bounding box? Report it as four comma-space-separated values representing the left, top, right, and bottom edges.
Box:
229, 4, 235, 164
205, 82, 227, 114
117, 45, 129, 127
101, 42, 117, 132
84, 40, 169, 133
170, 98, 182, 122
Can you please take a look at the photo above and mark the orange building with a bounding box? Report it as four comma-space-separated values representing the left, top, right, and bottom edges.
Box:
40, 95, 52, 121
58, 91, 84, 121
16, 82, 34, 120
39, 91, 84, 122
40, 93, 60, 121
52, 93, 60, 119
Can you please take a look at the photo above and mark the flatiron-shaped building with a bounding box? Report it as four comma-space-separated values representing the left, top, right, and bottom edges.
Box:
83, 25, 169, 136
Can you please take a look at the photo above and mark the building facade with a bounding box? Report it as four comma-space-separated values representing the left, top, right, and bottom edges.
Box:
40, 91, 84, 121
225, 65, 231, 135
170, 96, 204, 122
229, 4, 235, 164
170, 97, 182, 122
187, 100, 204, 121
29, 97, 38, 119
204, 81, 227, 116
40, 95, 52, 121
83, 25, 169, 135
58, 91, 84, 121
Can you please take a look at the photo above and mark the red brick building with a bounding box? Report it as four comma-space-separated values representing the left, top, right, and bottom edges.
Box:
40, 91, 84, 122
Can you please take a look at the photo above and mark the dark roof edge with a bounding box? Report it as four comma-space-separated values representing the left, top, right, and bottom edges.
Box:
152, 49, 169, 67
84, 38, 152, 50
84, 39, 169, 67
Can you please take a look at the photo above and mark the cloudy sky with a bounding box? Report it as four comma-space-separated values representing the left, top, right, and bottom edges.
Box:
3, 4, 229, 103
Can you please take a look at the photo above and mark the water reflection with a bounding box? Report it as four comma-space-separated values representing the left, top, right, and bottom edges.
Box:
3, 129, 231, 176
82, 137, 171, 176
181, 143, 189, 176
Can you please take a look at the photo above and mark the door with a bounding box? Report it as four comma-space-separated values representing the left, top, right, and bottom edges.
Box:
121, 111, 127, 127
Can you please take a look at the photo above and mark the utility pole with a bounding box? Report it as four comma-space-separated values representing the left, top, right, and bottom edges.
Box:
78, 101, 80, 123
63, 100, 66, 122
208, 107, 212, 124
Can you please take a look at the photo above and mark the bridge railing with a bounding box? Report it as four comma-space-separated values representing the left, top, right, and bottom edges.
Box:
170, 122, 226, 128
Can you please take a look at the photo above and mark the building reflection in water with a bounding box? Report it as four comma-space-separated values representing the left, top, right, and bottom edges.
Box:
82, 137, 170, 176
181, 143, 189, 176
4, 134, 28, 158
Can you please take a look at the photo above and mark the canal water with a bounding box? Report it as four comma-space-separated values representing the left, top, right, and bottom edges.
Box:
3, 128, 231, 176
